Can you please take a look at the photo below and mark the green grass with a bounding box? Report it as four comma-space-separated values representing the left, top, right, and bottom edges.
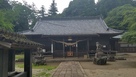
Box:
16, 63, 56, 70
16, 63, 24, 68
15, 54, 24, 60
33, 65, 56, 70
15, 54, 57, 77
15, 54, 57, 71
35, 71, 51, 77
16, 63, 56, 77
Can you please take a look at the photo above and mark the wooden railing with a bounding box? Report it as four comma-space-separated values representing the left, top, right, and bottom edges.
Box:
8, 72, 27, 77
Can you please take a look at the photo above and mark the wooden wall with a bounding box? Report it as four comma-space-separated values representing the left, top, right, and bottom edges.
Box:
26, 35, 115, 57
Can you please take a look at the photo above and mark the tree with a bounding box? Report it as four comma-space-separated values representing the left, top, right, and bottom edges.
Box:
97, 0, 134, 17
10, 1, 37, 32
39, 5, 46, 18
0, 0, 15, 31
105, 4, 136, 30
0, 0, 11, 9
104, 4, 136, 43
48, 0, 58, 16
122, 31, 136, 43
0, 10, 15, 31
62, 0, 96, 17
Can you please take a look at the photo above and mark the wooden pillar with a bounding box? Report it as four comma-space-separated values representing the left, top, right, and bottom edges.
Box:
76, 43, 78, 58
0, 49, 8, 77
51, 41, 54, 58
54, 41, 55, 52
51, 42, 54, 53
63, 40, 65, 58
87, 39, 89, 58
24, 49, 32, 77
8, 49, 15, 72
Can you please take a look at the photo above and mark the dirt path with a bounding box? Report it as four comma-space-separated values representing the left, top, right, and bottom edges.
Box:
80, 56, 136, 77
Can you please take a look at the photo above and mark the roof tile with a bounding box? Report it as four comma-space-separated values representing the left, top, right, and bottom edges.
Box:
23, 17, 122, 35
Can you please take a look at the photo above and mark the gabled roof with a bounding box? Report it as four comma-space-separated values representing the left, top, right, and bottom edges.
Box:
22, 16, 122, 36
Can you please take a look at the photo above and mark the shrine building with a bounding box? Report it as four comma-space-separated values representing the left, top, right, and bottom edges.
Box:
22, 16, 122, 58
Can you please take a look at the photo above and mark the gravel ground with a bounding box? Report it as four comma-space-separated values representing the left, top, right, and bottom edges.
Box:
15, 53, 136, 77
80, 53, 136, 77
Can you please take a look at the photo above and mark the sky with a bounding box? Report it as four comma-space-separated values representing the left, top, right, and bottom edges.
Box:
12, 0, 98, 13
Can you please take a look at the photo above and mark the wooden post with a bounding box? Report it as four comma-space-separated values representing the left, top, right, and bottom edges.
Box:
0, 49, 8, 77
51, 42, 54, 53
51, 41, 54, 58
8, 49, 15, 72
63, 39, 65, 58
24, 49, 32, 77
76, 43, 78, 58
87, 39, 89, 58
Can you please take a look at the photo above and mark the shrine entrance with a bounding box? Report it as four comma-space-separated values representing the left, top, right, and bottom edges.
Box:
65, 44, 76, 57
52, 39, 88, 58
52, 40, 79, 57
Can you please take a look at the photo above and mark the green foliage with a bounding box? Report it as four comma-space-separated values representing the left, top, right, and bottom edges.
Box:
0, 1, 38, 32
102, 3, 136, 43
10, 1, 38, 32
0, 10, 15, 31
97, 0, 134, 17
129, 23, 136, 31
0, 0, 15, 31
105, 4, 136, 30
0, 0, 11, 10
1, 0, 136, 32
61, 0, 136, 17
122, 31, 136, 43
62, 0, 96, 17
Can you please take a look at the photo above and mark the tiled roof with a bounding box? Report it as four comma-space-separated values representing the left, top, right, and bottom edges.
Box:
22, 17, 122, 36
0, 29, 43, 48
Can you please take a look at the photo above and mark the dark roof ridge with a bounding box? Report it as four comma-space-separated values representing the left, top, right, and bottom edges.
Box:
99, 18, 109, 30
108, 28, 124, 33
41, 16, 101, 20
33, 20, 41, 30
99, 18, 123, 33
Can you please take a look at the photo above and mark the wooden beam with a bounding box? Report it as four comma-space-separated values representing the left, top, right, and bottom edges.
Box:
0, 49, 8, 77
11, 44, 38, 49
24, 49, 32, 77
0, 41, 11, 48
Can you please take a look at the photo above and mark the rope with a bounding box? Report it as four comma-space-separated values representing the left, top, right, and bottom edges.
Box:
52, 39, 87, 46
